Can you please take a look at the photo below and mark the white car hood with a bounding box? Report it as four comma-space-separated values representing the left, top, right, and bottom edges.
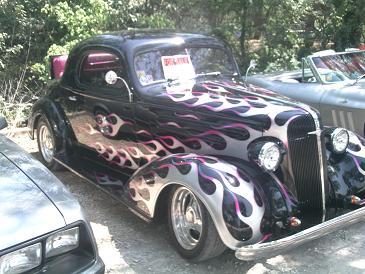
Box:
0, 153, 66, 251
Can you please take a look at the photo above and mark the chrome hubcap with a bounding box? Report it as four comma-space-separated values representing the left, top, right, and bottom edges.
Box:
171, 187, 203, 250
39, 124, 54, 163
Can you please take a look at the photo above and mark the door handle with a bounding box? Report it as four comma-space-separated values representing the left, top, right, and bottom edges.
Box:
68, 96, 78, 101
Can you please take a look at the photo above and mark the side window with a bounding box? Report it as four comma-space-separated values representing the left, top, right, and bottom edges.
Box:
79, 50, 125, 89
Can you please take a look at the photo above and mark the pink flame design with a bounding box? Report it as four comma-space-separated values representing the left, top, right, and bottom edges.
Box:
160, 122, 182, 128
213, 123, 248, 130
96, 113, 132, 137
175, 113, 200, 120
258, 233, 272, 243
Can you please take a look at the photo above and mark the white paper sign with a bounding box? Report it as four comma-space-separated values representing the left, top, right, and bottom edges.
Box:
161, 55, 196, 80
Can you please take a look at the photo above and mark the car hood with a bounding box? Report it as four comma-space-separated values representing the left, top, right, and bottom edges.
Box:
0, 152, 66, 251
0, 135, 85, 251
146, 80, 310, 132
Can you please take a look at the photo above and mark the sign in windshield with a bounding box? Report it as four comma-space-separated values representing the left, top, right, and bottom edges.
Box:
161, 54, 196, 81
134, 47, 237, 86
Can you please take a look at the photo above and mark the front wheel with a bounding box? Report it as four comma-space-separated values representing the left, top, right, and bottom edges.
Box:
168, 186, 226, 261
37, 116, 63, 170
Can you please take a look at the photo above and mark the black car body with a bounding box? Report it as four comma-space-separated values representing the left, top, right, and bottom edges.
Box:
28, 30, 365, 261
0, 118, 104, 273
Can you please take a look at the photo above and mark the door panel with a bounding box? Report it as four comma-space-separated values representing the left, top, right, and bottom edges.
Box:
57, 49, 139, 184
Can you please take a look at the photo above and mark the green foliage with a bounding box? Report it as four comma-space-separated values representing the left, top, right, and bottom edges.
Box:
135, 12, 175, 29
42, 0, 110, 48
0, 0, 364, 125
29, 0, 111, 83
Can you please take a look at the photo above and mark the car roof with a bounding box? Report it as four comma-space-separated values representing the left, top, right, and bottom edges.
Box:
104, 29, 210, 40
73, 29, 227, 54
63, 29, 232, 85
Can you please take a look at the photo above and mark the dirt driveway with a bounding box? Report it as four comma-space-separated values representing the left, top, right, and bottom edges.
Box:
8, 133, 365, 274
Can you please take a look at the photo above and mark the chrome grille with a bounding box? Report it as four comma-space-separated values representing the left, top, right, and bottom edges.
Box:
287, 114, 327, 211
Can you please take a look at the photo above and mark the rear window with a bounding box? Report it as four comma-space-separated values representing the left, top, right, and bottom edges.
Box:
79, 51, 124, 89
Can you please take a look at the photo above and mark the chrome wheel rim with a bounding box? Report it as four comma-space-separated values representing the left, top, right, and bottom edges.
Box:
171, 187, 203, 250
39, 124, 54, 163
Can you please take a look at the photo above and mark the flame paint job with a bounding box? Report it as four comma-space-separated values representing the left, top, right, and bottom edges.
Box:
126, 154, 295, 248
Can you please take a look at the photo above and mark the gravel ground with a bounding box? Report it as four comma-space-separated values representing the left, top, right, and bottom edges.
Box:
7, 132, 365, 274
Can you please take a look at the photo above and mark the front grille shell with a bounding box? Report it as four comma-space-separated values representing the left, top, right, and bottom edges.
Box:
287, 114, 328, 211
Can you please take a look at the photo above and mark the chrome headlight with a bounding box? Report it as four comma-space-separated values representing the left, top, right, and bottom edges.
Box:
0, 243, 41, 274
331, 128, 349, 153
46, 227, 79, 258
249, 142, 283, 172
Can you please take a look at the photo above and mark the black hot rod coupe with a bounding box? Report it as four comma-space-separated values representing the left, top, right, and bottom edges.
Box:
28, 30, 365, 262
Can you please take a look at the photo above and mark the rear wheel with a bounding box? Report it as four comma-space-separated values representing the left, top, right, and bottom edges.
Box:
37, 116, 63, 170
168, 186, 226, 261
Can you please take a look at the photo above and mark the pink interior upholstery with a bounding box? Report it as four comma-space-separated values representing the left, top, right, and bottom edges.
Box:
52, 55, 68, 79
83, 53, 120, 71
51, 53, 121, 80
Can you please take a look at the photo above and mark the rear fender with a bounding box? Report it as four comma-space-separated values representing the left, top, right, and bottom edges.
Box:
28, 97, 75, 159
125, 153, 297, 249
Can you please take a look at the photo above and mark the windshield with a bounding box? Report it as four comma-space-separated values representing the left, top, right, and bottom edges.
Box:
312, 51, 365, 83
134, 47, 238, 86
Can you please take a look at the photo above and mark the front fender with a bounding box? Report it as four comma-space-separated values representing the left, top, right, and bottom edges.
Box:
327, 131, 365, 206
125, 154, 298, 250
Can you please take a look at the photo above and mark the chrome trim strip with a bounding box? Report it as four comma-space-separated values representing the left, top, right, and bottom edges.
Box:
235, 206, 365, 261
298, 105, 327, 219
63, 86, 120, 103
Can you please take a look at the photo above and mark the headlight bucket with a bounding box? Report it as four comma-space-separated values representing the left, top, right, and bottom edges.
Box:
0, 243, 41, 274
330, 128, 349, 154
0, 223, 95, 274
45, 227, 79, 258
249, 141, 283, 172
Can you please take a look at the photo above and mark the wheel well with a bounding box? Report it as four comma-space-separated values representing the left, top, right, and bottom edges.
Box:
153, 184, 176, 223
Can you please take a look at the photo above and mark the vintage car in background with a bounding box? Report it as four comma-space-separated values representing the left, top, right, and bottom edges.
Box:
247, 50, 365, 135
28, 30, 365, 262
0, 117, 104, 273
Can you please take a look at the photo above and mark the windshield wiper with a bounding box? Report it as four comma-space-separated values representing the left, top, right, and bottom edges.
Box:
165, 71, 240, 86
166, 71, 221, 86
351, 73, 365, 86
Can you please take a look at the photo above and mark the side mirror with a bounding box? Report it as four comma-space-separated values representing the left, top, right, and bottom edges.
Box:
0, 116, 8, 130
104, 70, 133, 102
105, 70, 118, 85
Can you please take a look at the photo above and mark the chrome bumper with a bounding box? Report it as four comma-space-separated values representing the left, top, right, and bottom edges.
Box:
235, 206, 365, 261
